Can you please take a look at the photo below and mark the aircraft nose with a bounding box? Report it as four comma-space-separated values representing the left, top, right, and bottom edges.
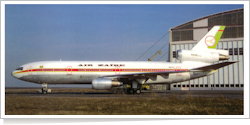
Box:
11, 71, 19, 79
11, 71, 15, 77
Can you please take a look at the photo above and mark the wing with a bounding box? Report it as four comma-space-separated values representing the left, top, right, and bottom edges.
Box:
100, 70, 189, 82
190, 61, 238, 71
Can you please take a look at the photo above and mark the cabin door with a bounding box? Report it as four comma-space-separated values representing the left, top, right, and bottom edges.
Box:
115, 66, 120, 75
176, 66, 181, 75
28, 66, 32, 75
67, 66, 72, 75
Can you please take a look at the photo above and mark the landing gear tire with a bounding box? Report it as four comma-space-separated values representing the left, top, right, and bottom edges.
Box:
127, 88, 134, 94
41, 88, 47, 94
129, 89, 134, 94
135, 89, 141, 94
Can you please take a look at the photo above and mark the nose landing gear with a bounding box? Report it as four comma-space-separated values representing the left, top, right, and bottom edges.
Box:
39, 83, 51, 94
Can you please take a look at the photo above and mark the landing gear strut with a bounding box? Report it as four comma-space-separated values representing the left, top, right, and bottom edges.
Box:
42, 87, 47, 94
40, 83, 51, 94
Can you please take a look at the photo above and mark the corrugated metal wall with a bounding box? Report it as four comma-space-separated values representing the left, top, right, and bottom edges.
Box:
170, 40, 244, 90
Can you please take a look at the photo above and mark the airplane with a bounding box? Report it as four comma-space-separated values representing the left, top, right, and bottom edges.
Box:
12, 25, 237, 94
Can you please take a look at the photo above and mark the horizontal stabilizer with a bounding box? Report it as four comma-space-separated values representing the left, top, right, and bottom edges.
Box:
191, 61, 238, 71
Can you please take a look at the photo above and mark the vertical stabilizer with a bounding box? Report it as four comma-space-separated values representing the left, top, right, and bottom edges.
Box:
192, 25, 225, 51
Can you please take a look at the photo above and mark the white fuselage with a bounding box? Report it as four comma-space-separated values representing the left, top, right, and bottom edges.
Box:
12, 61, 214, 85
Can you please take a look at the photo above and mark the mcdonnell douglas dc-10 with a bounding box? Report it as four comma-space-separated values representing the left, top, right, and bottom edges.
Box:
12, 26, 237, 94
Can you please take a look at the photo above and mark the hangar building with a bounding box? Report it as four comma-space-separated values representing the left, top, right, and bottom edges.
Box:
168, 8, 244, 90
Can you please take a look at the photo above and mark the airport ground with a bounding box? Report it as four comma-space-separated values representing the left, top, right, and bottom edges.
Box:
5, 88, 243, 115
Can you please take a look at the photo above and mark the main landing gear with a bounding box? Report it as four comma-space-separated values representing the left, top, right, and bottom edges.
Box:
126, 83, 142, 94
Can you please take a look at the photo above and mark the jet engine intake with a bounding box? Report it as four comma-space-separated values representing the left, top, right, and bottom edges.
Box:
92, 78, 123, 90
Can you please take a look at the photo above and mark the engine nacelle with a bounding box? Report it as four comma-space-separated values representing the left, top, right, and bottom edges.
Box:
176, 50, 229, 63
92, 78, 123, 90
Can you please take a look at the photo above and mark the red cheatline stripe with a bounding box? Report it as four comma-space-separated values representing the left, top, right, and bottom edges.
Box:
218, 30, 224, 32
14, 68, 189, 74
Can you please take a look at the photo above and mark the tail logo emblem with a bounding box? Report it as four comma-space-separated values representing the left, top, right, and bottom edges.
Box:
205, 35, 216, 47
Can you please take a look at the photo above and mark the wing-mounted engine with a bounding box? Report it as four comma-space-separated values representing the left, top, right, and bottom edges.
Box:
176, 50, 229, 63
92, 78, 123, 90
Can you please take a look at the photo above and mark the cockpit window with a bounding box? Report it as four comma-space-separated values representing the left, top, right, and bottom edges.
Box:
15, 67, 23, 70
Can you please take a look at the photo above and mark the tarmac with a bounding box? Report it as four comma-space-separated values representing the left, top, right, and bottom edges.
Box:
5, 88, 244, 99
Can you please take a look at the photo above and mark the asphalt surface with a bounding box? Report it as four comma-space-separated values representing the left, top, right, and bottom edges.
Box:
5, 88, 244, 99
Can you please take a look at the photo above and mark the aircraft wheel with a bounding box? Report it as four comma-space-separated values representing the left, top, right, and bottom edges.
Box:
42, 88, 47, 94
129, 89, 134, 94
42, 90, 46, 94
135, 89, 141, 94
43, 90, 47, 94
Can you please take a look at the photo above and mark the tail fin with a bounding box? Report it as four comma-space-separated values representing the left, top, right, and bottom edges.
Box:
192, 25, 225, 51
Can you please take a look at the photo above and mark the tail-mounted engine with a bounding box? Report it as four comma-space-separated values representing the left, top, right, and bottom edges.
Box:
92, 78, 123, 90
176, 50, 229, 63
